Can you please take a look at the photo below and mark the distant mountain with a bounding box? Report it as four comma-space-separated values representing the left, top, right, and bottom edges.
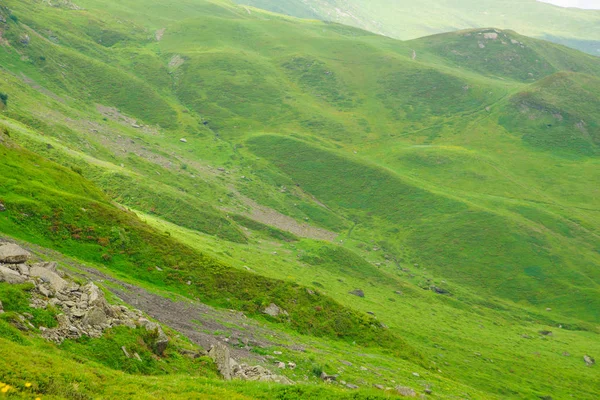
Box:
235, 0, 600, 55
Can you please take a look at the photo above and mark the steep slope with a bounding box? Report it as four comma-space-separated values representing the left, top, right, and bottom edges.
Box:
235, 0, 600, 55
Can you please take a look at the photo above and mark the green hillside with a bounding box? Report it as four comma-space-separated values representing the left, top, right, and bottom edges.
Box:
235, 0, 600, 55
0, 0, 599, 399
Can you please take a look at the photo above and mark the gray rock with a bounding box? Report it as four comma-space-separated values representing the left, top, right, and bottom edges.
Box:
320, 371, 337, 382
340, 360, 353, 366
275, 361, 286, 369
84, 283, 101, 304
31, 262, 58, 272
0, 203, 5, 212
30, 266, 67, 291
0, 244, 31, 263
121, 346, 131, 358
0, 265, 27, 284
346, 383, 359, 389
71, 308, 86, 318
374, 384, 385, 390
83, 306, 108, 327
16, 264, 30, 276
349, 289, 365, 298
0, 299, 3, 313
396, 386, 417, 397
287, 362, 296, 369
263, 303, 288, 317
584, 355, 595, 366
209, 342, 233, 380
141, 319, 169, 355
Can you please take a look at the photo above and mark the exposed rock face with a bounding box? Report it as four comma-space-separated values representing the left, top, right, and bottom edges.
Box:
208, 341, 293, 384
263, 303, 288, 317
0, 243, 162, 345
0, 243, 32, 263
349, 289, 365, 298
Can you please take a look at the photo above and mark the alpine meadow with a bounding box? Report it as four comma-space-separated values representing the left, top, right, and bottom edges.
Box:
0, 0, 598, 399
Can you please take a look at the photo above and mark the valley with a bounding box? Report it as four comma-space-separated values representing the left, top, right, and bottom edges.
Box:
0, 0, 598, 399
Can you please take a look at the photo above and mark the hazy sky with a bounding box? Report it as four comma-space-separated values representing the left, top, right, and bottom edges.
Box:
539, 0, 600, 9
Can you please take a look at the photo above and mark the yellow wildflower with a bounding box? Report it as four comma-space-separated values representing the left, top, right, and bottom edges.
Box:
25, 382, 32, 388
1, 385, 10, 393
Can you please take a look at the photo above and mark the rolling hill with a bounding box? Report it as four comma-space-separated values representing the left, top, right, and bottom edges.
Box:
235, 0, 600, 55
0, 0, 599, 399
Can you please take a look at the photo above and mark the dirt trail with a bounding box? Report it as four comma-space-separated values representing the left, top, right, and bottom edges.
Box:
0, 236, 296, 363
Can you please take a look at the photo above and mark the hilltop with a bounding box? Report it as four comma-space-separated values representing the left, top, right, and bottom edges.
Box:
0, 0, 599, 399
235, 0, 600, 55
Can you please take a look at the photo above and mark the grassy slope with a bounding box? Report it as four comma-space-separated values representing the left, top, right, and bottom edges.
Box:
234, 0, 600, 55
0, 0, 599, 398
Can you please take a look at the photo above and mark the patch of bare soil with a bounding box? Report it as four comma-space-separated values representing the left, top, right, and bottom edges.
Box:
96, 104, 160, 136
237, 196, 337, 242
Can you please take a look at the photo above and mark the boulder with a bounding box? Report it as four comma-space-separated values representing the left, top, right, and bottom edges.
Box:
31, 261, 58, 272
82, 306, 108, 327
84, 283, 101, 303
320, 371, 337, 382
0, 265, 27, 284
584, 355, 595, 367
263, 303, 288, 317
0, 244, 31, 263
346, 383, 359, 389
396, 386, 417, 397
208, 342, 233, 380
431, 286, 449, 295
30, 266, 67, 292
349, 289, 365, 298
141, 319, 169, 355
16, 264, 29, 276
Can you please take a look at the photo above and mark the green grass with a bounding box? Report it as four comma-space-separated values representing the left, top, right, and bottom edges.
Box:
0, 0, 599, 398
234, 0, 600, 55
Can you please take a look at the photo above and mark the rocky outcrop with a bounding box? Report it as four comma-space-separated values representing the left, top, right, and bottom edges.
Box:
0, 242, 169, 350
208, 341, 293, 384
0, 243, 32, 263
